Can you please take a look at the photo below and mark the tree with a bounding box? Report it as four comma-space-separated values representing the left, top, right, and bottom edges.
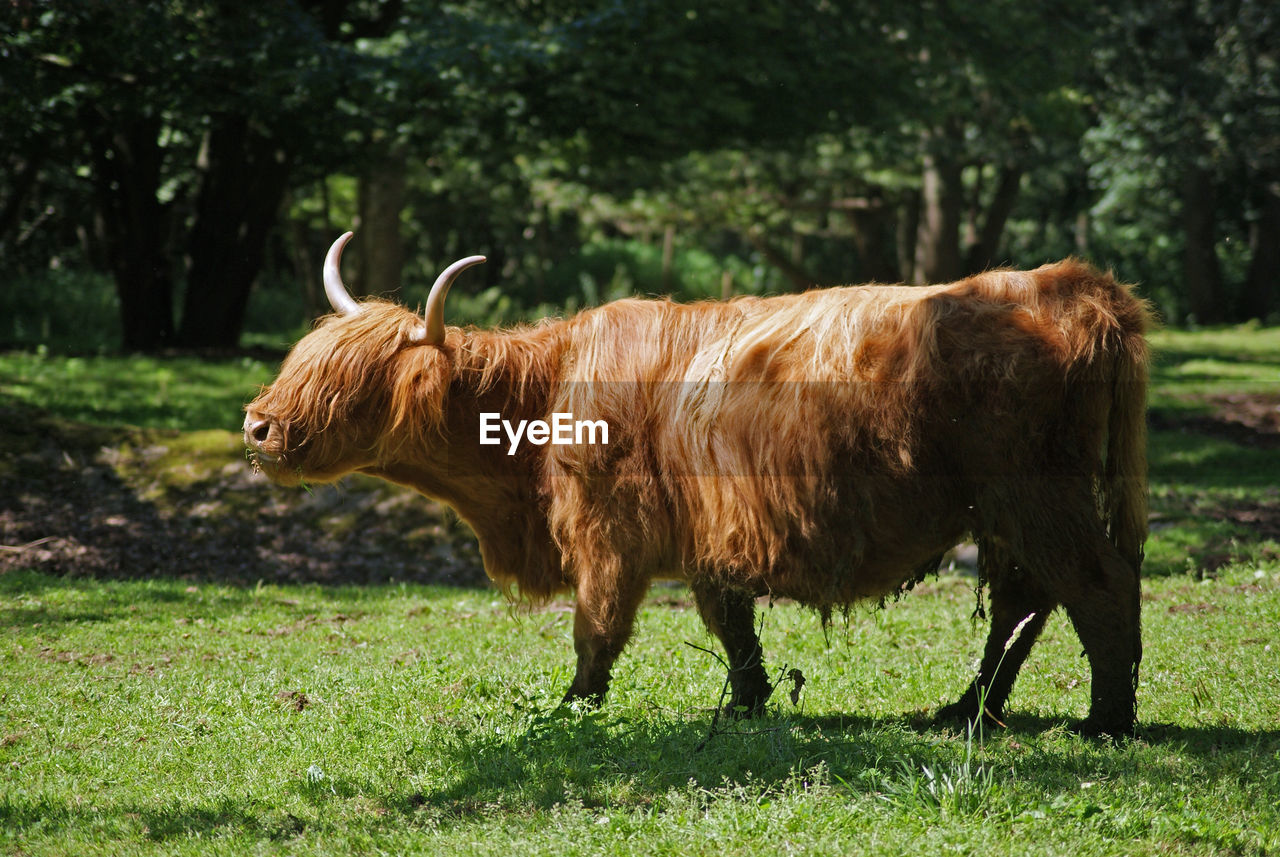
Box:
892, 0, 1100, 283
4, 1, 408, 350
1094, 0, 1280, 322
505, 0, 1103, 289
8, 1, 1274, 339
320, 0, 923, 304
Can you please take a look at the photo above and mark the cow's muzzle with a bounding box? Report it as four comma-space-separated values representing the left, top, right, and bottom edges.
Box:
243, 411, 282, 461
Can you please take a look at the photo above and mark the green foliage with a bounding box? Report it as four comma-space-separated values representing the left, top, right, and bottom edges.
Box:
545, 239, 760, 303
6, 0, 1278, 345
240, 275, 316, 350
523, 0, 914, 168
0, 268, 120, 353
1086, 0, 1280, 322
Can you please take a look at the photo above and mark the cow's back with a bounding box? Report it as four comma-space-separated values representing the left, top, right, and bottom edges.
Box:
545, 261, 1148, 606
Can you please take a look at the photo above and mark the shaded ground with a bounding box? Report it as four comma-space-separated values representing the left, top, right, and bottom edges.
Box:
3, 392, 1279, 585
0, 403, 486, 586
1149, 392, 1280, 450
1144, 392, 1280, 572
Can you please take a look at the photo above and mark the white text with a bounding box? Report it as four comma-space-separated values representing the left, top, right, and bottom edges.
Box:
479, 412, 610, 455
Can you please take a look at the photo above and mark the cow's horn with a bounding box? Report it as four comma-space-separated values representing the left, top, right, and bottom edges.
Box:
415, 255, 486, 345
324, 231, 362, 316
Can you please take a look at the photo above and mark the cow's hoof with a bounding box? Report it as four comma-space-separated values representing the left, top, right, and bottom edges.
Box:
561, 689, 605, 711
935, 698, 1004, 729
1071, 717, 1135, 742
721, 697, 767, 720
934, 699, 977, 723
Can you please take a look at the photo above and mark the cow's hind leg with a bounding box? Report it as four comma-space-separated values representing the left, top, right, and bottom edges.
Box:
691, 581, 772, 717
1059, 533, 1142, 739
562, 573, 648, 708
987, 523, 1141, 739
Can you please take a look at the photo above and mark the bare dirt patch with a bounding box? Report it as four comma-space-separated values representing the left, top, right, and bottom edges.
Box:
0, 403, 487, 587
1151, 392, 1280, 450
275, 690, 311, 712
1221, 501, 1280, 541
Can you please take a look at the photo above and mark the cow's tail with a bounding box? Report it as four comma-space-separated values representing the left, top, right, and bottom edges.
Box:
1101, 284, 1151, 700
1103, 292, 1151, 575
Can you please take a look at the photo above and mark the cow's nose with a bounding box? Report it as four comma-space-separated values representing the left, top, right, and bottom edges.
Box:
243, 415, 272, 447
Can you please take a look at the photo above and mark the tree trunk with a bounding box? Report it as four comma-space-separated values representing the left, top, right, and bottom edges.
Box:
0, 152, 43, 247
896, 189, 920, 285
1074, 209, 1090, 256
284, 193, 324, 319
179, 115, 293, 348
1180, 164, 1225, 323
356, 147, 406, 297
84, 111, 176, 352
964, 164, 1022, 274
661, 224, 676, 292
914, 127, 965, 284
847, 201, 900, 283
1241, 179, 1280, 321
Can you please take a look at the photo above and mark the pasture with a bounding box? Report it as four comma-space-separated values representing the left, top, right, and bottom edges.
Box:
2, 325, 1279, 855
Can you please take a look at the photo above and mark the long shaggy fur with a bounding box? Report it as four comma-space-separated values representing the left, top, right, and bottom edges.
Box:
247, 257, 1151, 733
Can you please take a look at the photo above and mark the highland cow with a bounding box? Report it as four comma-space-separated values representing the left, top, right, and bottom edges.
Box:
245, 232, 1150, 737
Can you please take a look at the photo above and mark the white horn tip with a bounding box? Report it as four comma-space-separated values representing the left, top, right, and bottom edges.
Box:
326, 231, 355, 259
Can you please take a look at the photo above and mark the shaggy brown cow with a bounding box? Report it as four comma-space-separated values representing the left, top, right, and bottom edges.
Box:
245, 232, 1150, 737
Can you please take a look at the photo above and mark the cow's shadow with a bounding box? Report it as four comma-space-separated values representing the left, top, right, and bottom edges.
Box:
10, 706, 1273, 842
412, 702, 1280, 817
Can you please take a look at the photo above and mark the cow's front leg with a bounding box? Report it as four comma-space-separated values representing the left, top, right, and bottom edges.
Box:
562, 574, 647, 708
691, 580, 772, 717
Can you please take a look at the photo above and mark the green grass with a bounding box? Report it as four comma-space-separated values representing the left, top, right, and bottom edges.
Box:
2, 326, 1280, 854
1148, 323, 1280, 407
0, 350, 277, 432
1144, 324, 1280, 577
1, 567, 1277, 855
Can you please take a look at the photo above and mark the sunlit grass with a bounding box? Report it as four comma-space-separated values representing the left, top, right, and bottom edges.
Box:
1, 566, 1277, 855
1148, 324, 1280, 407
0, 351, 276, 432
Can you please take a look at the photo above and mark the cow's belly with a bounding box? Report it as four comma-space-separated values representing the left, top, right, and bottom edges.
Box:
745, 483, 970, 606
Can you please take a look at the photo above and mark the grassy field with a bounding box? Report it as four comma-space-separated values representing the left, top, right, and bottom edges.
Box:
1, 325, 1279, 855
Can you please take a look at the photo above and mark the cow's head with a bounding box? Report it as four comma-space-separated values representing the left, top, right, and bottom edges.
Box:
244, 232, 484, 485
